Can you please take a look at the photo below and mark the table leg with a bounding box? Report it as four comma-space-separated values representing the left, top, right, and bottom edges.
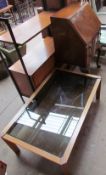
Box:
3, 138, 20, 155
96, 47, 101, 68
61, 163, 71, 175
96, 81, 101, 100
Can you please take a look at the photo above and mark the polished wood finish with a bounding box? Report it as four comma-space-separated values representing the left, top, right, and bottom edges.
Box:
51, 2, 101, 69
3, 138, 20, 155
9, 36, 55, 96
0, 11, 53, 45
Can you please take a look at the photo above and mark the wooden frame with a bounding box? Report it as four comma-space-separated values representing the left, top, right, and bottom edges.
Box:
0, 11, 54, 101
1, 68, 101, 174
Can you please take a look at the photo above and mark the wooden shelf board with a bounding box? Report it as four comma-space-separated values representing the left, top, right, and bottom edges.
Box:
9, 36, 55, 76
0, 11, 53, 45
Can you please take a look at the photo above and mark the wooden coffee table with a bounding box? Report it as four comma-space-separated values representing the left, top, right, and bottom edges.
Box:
1, 69, 101, 175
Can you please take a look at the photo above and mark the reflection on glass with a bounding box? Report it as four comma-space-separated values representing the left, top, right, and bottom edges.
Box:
41, 112, 69, 134
17, 111, 40, 127
17, 111, 79, 138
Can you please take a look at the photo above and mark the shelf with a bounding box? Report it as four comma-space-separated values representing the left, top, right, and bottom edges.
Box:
9, 36, 55, 97
9, 36, 54, 75
0, 11, 53, 45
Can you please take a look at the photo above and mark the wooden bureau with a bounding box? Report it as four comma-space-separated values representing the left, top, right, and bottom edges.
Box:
51, 2, 101, 71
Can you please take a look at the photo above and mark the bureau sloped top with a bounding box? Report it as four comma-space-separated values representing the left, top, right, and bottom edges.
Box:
51, 2, 101, 44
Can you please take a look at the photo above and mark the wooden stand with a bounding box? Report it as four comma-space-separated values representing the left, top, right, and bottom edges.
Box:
9, 36, 55, 96
0, 12, 54, 99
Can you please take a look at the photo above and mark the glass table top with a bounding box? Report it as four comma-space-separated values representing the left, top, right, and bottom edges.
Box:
7, 70, 96, 158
